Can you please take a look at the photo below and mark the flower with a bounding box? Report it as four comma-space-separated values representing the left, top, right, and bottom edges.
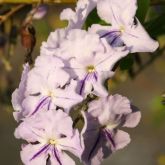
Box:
12, 63, 30, 122
23, 59, 83, 115
60, 0, 98, 30
15, 109, 83, 165
82, 94, 141, 165
89, 0, 159, 53
59, 29, 128, 95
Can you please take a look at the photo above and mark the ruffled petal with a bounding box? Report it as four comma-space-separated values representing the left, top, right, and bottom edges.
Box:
60, 0, 97, 29
14, 118, 44, 143
12, 64, 30, 121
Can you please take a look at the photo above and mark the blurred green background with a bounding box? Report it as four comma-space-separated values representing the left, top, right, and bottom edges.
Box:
0, 1, 165, 165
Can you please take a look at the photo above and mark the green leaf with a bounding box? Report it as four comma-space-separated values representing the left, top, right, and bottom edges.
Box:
119, 55, 134, 70
150, 96, 165, 127
136, 0, 150, 23
145, 12, 165, 37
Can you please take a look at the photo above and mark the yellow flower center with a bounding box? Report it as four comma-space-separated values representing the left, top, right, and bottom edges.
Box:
119, 26, 125, 33
106, 123, 119, 130
86, 65, 95, 73
49, 139, 57, 145
47, 91, 55, 98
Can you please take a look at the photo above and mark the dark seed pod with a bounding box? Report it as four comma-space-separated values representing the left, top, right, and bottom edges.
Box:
20, 23, 36, 64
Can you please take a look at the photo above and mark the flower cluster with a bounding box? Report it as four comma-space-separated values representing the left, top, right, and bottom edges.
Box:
12, 0, 158, 165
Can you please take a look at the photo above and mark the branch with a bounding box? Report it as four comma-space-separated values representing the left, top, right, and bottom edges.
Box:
0, 0, 76, 4
0, 4, 25, 23
151, 0, 165, 5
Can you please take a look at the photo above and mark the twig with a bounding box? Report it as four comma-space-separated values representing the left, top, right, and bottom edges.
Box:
0, 4, 25, 23
0, 0, 76, 4
151, 0, 165, 6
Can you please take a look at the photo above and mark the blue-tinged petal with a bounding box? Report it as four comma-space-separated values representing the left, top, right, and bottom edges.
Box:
81, 112, 111, 165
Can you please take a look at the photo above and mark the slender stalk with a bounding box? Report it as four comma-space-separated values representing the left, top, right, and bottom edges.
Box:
0, 0, 76, 4
151, 0, 165, 6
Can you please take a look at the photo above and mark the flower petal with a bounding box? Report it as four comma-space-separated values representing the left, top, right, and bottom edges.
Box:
97, 0, 137, 25
123, 105, 141, 128
122, 19, 159, 53
82, 112, 111, 165
58, 129, 83, 159
12, 64, 30, 121
49, 149, 75, 165
21, 144, 48, 165
113, 130, 131, 150
60, 0, 97, 29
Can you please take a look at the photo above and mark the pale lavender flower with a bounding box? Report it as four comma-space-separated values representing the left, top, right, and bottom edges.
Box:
15, 109, 83, 165
82, 94, 141, 165
60, 0, 97, 30
23, 64, 82, 115
89, 0, 159, 53
12, 64, 30, 122
60, 29, 128, 95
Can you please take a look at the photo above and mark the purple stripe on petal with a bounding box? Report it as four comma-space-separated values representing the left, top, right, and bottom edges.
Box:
87, 73, 93, 81
104, 129, 116, 148
47, 99, 52, 110
53, 147, 62, 165
88, 131, 101, 160
79, 74, 89, 95
94, 72, 98, 81
110, 35, 121, 46
30, 144, 50, 161
100, 30, 119, 38
31, 96, 50, 115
